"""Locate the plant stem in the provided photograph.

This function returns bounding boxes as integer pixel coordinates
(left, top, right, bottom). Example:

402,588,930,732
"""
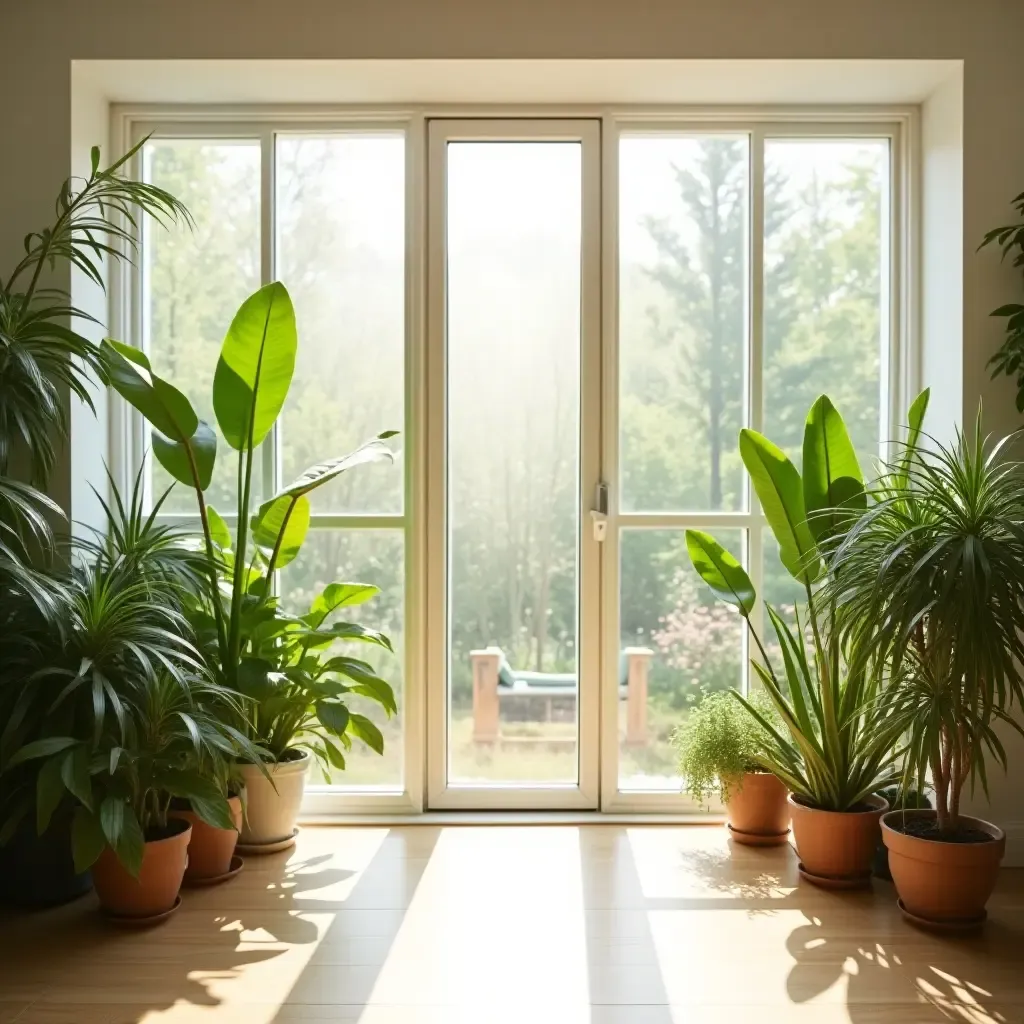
183,442,227,659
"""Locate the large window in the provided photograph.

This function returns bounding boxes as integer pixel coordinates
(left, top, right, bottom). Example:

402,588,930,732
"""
124,114,902,812
614,130,891,799
140,130,408,796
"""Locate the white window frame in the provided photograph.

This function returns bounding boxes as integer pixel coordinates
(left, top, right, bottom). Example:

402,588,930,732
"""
108,104,916,817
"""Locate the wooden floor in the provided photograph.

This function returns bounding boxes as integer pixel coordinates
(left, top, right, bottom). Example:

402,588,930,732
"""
1,824,1022,1023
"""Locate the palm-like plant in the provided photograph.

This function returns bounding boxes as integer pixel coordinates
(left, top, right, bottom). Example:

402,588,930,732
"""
0,471,236,852
685,394,913,811
828,409,1024,835
0,139,188,591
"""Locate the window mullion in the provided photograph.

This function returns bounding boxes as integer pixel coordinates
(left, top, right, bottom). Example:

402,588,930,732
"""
748,127,766,663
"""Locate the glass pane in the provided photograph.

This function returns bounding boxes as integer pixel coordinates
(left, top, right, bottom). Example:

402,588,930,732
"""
763,139,889,468
446,141,582,787
619,136,749,513
619,529,746,793
280,530,404,789
143,139,261,513
276,135,405,512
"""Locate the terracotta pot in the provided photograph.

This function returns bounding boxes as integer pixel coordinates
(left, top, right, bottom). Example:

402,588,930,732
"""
237,750,310,846
881,809,1005,924
789,793,888,882
171,795,243,880
725,772,790,842
91,819,191,919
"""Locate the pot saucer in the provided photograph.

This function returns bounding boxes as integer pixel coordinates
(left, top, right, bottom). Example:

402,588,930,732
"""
798,862,872,890
237,828,299,856
101,894,181,927
897,898,987,933
183,855,244,888
727,824,791,847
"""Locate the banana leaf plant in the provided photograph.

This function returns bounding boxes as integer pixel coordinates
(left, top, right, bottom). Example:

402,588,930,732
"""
684,392,930,811
99,282,398,769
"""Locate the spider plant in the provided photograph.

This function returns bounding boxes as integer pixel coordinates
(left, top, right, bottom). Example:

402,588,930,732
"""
0,471,226,851
827,408,1024,836
685,393,920,811
0,139,188,597
6,670,262,877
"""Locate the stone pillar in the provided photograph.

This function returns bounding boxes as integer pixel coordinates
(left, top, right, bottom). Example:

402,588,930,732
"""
624,647,653,746
471,647,502,743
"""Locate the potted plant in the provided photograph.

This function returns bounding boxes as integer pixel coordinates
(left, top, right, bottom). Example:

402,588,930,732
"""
0,471,209,905
673,689,790,844
0,140,186,605
829,410,1024,928
169,740,251,883
872,788,930,881
0,144,186,906
101,281,398,851
686,394,913,886
7,670,254,922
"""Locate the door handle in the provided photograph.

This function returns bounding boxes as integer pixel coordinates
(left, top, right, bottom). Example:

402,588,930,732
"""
591,482,609,542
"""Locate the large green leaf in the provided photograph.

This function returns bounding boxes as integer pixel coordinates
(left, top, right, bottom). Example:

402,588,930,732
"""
101,339,216,490
152,422,216,491
5,736,77,769
100,798,145,878
207,506,233,551
348,713,385,755
213,282,297,450
802,395,865,541
71,807,106,874
276,435,396,500
36,755,66,835
315,700,351,737
896,388,931,489
251,494,310,569
685,530,755,616
740,429,821,584
305,583,380,629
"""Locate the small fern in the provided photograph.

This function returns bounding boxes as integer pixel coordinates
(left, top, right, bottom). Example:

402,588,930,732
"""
673,689,779,804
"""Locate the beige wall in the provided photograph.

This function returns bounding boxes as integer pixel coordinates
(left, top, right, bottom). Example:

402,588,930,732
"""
3,0,1024,841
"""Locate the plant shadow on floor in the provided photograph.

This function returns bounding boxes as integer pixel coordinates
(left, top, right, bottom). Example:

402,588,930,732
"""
0,827,443,1023
683,838,1021,1023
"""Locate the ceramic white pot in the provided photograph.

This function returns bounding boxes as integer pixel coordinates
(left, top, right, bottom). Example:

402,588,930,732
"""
237,750,310,846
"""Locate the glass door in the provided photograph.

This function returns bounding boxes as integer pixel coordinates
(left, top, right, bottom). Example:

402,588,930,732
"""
425,120,601,809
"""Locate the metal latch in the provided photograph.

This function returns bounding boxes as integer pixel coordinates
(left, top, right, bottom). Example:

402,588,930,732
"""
590,482,608,542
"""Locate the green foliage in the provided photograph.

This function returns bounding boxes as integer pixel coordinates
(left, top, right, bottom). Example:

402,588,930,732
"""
672,689,779,803
0,139,188,611
686,393,923,811
979,190,1024,412
829,407,1024,834
0,473,261,875
102,281,398,768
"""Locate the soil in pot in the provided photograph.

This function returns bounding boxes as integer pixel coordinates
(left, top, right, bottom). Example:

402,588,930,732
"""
91,818,191,920
881,809,1005,927
171,794,243,881
237,749,310,847
789,793,888,885
725,772,790,844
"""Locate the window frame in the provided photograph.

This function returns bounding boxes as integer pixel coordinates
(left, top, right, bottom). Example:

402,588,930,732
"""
108,104,916,817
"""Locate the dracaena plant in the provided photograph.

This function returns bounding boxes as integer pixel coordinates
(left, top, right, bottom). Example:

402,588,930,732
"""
0,140,188,606
683,393,929,811
0,469,264,873
5,672,261,877
827,409,1024,836
100,281,398,768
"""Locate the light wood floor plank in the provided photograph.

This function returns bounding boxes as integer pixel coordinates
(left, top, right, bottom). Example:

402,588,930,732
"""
1,824,1021,1023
